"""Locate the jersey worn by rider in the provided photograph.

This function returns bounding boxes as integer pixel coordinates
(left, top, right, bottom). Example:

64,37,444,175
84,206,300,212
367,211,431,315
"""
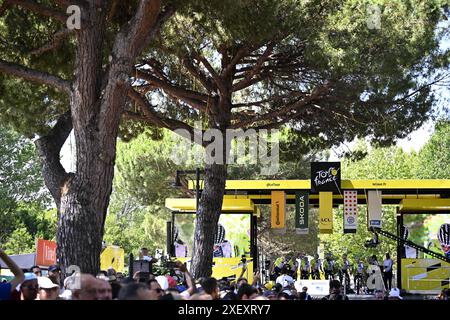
342,259,350,271
357,263,364,274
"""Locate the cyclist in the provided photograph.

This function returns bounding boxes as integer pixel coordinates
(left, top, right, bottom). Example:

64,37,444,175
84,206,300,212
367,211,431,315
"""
288,256,299,280
354,259,365,294
340,254,351,291
438,223,450,259
300,256,310,280
272,256,286,279
323,254,335,280
310,254,322,280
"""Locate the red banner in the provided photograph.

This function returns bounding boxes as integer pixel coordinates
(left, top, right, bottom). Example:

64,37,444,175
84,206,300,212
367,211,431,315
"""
36,239,57,266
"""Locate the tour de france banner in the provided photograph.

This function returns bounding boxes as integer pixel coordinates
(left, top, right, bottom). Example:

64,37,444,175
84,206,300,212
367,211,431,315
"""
367,190,383,229
319,191,333,234
271,191,286,229
311,162,341,193
343,190,358,233
295,191,309,234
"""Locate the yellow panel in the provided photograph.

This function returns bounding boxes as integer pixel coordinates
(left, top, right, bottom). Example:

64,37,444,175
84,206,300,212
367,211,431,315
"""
271,191,286,229
343,179,450,189
319,192,333,233
190,180,311,190
399,199,450,212
175,257,253,284
223,194,443,201
189,179,450,190
165,198,254,212
401,259,450,293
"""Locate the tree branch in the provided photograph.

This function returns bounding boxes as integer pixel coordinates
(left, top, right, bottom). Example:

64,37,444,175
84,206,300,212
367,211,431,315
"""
221,45,251,79
115,0,174,59
35,111,73,207
232,43,275,92
0,59,72,93
125,87,198,138
193,52,226,93
135,69,207,112
30,28,73,56
181,56,215,92
230,85,329,129
5,0,67,23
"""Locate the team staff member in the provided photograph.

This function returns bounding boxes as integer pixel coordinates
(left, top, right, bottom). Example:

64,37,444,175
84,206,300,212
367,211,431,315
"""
383,253,394,291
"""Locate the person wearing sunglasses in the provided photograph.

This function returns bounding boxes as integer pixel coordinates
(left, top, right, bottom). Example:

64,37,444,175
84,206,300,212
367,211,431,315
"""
147,278,165,300
20,273,39,300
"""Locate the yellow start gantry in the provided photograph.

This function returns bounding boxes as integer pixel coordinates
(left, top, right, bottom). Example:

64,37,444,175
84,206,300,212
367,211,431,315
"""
165,179,450,294
166,179,450,212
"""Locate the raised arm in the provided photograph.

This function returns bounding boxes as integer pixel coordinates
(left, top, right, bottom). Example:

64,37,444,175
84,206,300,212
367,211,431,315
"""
0,248,24,291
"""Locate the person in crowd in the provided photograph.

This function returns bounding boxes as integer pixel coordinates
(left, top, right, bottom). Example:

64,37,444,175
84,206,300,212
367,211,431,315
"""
374,289,386,300
436,288,449,300
139,247,158,263
30,266,42,277
275,266,294,288
37,276,60,300
322,280,349,300
382,253,394,291
147,278,165,300
19,273,39,300
0,248,25,300
277,291,291,300
237,283,258,300
118,282,152,300
71,274,112,300
200,277,220,300
388,287,403,300
47,265,62,286
298,286,312,300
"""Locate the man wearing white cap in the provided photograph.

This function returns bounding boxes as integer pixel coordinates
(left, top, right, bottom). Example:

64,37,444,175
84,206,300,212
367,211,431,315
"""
20,273,39,300
37,277,60,300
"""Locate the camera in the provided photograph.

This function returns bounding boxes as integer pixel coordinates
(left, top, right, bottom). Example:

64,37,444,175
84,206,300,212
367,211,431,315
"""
364,233,380,248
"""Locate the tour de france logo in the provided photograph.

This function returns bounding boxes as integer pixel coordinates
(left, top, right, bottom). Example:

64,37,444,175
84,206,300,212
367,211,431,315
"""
314,167,340,190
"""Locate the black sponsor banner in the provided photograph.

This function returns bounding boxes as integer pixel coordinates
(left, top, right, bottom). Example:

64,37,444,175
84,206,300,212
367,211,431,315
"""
295,191,309,234
311,162,341,193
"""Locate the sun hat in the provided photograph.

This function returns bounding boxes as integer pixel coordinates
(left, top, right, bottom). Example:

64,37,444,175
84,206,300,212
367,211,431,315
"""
23,272,38,282
38,277,59,289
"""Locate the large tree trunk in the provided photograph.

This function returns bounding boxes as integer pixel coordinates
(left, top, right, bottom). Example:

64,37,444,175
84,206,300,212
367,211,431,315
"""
190,163,227,278
33,1,169,276
190,94,232,277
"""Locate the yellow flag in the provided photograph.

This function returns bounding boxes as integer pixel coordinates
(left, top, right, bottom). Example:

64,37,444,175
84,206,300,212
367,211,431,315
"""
271,191,286,229
319,192,333,233
100,246,125,272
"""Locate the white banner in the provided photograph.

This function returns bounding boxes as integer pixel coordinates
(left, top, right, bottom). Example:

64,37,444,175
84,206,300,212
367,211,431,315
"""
367,190,383,229
344,190,358,233
294,280,330,296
